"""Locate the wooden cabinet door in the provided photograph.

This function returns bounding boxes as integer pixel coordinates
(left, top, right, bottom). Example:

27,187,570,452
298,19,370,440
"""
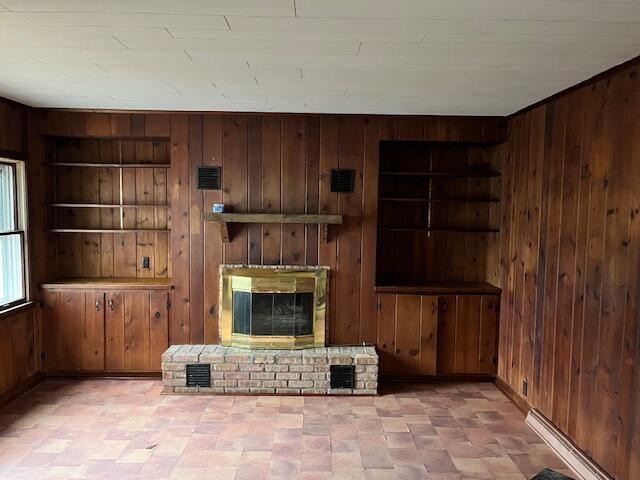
105,291,125,371
149,291,169,371
455,295,482,373
83,291,105,371
377,293,397,375
105,290,169,372
419,296,438,375
437,295,457,374
42,290,62,370
478,295,499,374
59,291,86,370
436,294,500,375
395,295,422,373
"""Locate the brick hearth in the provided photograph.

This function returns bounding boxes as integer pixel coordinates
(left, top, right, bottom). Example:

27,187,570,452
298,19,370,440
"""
161,345,379,395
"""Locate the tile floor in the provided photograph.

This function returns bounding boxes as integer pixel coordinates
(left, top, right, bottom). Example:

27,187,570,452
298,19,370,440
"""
0,380,573,479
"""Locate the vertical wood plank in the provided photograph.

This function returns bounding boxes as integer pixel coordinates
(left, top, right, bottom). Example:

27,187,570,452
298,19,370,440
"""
281,116,306,265
188,115,204,343
203,115,223,343
105,291,125,371
377,293,397,375
262,116,282,265
149,291,169,371
124,292,150,371
247,116,263,264
305,117,320,266
419,296,438,375
394,295,422,374
222,115,248,264
437,295,457,374
169,114,190,344
455,295,481,373
318,117,339,343
83,292,105,370
334,118,364,345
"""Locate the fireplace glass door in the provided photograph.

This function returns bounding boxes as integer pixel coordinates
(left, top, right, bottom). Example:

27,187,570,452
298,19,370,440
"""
232,291,314,337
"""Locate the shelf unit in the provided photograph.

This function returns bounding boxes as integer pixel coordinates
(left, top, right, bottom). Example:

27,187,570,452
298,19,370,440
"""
376,140,502,286
42,136,172,280
203,212,343,243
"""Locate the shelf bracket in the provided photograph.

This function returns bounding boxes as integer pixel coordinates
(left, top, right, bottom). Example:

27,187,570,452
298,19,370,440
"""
219,221,230,243
320,224,329,243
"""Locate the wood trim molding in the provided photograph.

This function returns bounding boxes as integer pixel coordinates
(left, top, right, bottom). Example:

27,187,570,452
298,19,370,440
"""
494,376,530,414
526,409,613,480
0,301,35,321
0,372,45,409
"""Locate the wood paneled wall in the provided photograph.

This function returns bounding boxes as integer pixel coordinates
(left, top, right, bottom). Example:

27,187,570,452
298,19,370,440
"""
0,309,38,400
32,112,506,349
0,96,27,158
497,63,640,479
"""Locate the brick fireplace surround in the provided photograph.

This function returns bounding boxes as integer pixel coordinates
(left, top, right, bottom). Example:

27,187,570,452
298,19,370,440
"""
162,345,379,396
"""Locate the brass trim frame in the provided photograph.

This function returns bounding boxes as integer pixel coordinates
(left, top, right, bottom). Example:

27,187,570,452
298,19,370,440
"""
219,266,328,349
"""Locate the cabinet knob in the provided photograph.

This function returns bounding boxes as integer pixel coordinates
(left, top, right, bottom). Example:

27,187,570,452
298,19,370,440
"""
108,299,114,312
95,299,101,312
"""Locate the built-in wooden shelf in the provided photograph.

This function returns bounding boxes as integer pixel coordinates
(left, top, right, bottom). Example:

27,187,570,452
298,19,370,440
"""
375,281,501,295
379,197,500,203
47,203,170,209
41,277,173,290
47,228,170,233
380,171,500,178
203,212,343,243
380,227,500,233
45,162,170,168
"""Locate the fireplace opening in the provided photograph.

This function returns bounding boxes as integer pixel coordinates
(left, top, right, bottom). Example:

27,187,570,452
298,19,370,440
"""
232,291,314,337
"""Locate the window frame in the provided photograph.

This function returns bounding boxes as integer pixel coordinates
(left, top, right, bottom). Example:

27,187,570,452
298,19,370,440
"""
0,159,28,312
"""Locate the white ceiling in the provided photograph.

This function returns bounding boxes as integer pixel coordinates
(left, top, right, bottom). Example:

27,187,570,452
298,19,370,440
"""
0,0,639,115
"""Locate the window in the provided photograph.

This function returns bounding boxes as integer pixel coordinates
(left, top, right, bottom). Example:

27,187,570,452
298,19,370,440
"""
0,160,27,310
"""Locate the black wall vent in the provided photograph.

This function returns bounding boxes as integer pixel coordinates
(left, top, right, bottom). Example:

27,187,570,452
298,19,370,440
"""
198,166,222,190
330,365,355,389
330,169,355,193
186,364,211,387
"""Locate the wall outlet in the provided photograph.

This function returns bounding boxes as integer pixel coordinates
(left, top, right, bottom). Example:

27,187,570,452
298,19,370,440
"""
142,256,150,269
522,378,529,397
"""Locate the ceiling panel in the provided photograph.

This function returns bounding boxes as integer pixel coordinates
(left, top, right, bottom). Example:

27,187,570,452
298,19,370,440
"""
0,0,638,115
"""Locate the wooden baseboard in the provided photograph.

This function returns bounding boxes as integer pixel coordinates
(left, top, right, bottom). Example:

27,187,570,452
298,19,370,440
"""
526,409,612,480
0,372,45,409
494,376,530,413
381,374,496,383
44,370,161,379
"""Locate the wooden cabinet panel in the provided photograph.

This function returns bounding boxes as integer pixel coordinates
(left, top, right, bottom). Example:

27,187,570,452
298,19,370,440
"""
42,290,61,370
377,293,439,376
436,293,499,375
395,295,422,373
106,290,169,372
455,295,482,373
479,295,499,374
419,296,438,375
59,291,85,370
83,292,105,370
149,291,169,371
124,292,150,370
105,291,125,371
377,293,397,375
437,295,457,374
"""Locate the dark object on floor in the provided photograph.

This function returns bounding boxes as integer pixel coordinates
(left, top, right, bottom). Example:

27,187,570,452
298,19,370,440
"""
531,468,574,480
